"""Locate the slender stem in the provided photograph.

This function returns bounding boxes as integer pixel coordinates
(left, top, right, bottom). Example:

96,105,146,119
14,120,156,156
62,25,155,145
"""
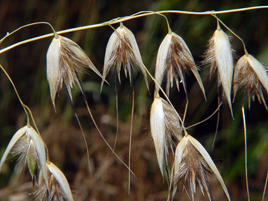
0,65,51,162
154,12,172,34
212,14,248,54
262,172,268,201
113,69,119,150
76,73,136,177
64,81,92,174
186,102,222,130
242,105,250,201
128,66,135,193
1,6,268,54
182,99,188,124
128,89,135,194
0,22,57,44
24,105,40,135
167,165,175,201
0,64,30,124
212,88,222,151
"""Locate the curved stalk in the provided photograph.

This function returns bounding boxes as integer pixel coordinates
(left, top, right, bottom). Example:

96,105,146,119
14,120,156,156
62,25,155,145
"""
211,14,248,54
0,64,30,124
1,6,268,54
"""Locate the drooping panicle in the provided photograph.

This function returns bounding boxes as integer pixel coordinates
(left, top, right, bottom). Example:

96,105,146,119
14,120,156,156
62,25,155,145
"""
203,25,234,116
155,31,206,99
233,54,268,109
46,35,103,110
173,134,231,201
150,96,182,178
101,23,148,91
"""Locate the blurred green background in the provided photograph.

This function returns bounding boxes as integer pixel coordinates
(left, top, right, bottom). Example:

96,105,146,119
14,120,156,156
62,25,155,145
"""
0,0,268,200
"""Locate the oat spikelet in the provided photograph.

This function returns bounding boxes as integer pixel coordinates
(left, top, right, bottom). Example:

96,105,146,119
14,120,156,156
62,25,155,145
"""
173,134,231,201
101,23,148,91
0,126,48,189
203,26,233,116
34,162,74,201
150,96,182,178
233,54,268,109
46,35,103,110
155,32,206,98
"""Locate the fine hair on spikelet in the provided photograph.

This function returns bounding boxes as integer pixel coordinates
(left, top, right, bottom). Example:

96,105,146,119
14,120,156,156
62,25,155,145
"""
34,162,74,201
46,35,103,110
203,22,234,116
150,96,182,178
233,54,268,109
155,31,206,99
101,23,148,91
172,134,231,201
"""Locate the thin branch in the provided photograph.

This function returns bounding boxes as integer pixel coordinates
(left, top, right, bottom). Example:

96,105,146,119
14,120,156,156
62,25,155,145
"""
0,64,29,124
64,81,92,175
242,105,250,201
1,6,268,54
262,172,268,201
186,102,222,130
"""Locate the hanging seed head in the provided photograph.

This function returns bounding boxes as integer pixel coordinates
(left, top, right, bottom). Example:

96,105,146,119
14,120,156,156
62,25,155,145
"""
173,135,231,201
0,126,48,189
203,26,234,116
150,97,182,178
233,54,268,109
34,162,74,201
150,97,165,177
46,35,103,110
155,32,206,99
101,24,148,91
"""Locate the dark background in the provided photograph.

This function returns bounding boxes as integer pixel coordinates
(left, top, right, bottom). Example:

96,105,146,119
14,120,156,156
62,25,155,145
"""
0,0,268,200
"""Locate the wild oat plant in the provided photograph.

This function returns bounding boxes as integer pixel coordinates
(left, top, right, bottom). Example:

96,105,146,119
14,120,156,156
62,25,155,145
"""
0,6,268,201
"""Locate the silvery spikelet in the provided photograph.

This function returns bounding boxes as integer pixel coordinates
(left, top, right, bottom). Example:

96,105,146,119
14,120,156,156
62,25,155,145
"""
101,23,148,91
0,126,48,189
150,97,166,177
150,96,182,178
173,134,231,201
233,54,268,109
46,35,103,110
203,25,234,116
155,31,206,99
34,162,74,201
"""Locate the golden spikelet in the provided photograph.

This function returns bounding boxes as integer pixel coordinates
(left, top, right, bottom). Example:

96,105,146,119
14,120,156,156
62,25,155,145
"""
173,135,231,201
233,54,268,109
203,26,234,116
101,23,148,91
46,35,103,110
155,32,206,99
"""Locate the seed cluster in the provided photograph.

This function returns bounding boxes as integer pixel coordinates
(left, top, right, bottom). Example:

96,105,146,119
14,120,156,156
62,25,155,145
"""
1,8,268,201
